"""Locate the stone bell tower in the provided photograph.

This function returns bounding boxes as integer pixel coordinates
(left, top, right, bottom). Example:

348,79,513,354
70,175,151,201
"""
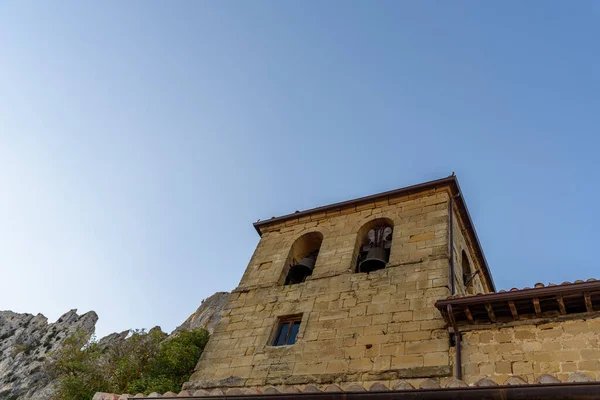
185,176,494,391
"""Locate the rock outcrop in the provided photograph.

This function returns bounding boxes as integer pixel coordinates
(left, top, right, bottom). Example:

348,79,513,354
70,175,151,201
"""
173,292,229,335
0,309,98,400
0,292,229,399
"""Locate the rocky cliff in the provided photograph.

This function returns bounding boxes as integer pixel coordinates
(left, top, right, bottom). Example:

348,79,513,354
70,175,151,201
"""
0,292,229,400
173,292,229,336
0,310,98,400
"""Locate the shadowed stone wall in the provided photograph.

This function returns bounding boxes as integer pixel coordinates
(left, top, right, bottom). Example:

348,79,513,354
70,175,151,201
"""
461,317,600,383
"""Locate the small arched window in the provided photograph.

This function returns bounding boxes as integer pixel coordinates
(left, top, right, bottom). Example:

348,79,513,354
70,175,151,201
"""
283,232,323,285
354,218,394,273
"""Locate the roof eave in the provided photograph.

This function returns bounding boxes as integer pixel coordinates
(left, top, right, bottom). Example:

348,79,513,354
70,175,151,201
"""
253,176,457,235
252,175,495,292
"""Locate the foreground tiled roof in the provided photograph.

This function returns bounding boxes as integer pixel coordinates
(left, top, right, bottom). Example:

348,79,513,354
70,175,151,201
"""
436,279,600,325
446,279,599,300
92,372,599,399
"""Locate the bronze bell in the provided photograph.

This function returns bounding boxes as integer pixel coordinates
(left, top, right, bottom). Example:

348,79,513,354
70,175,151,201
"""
295,254,317,272
359,246,388,273
285,254,317,285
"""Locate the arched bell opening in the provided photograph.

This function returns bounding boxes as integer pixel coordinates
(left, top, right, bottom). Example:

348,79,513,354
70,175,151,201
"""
353,218,394,273
282,232,323,285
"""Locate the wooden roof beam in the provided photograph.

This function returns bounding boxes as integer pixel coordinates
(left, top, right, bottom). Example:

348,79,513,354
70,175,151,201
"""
485,303,496,323
508,301,519,320
463,306,474,323
533,297,541,316
584,292,593,313
557,295,566,314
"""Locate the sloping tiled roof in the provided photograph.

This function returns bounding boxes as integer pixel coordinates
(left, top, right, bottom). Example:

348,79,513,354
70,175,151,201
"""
436,279,600,325
93,372,600,399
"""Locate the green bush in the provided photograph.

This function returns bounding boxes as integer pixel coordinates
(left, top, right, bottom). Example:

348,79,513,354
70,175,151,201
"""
47,328,209,400
46,330,107,400
128,328,209,394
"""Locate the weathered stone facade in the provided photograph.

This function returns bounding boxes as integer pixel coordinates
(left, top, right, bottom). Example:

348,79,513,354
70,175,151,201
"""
183,176,600,392
185,177,487,390
461,317,600,383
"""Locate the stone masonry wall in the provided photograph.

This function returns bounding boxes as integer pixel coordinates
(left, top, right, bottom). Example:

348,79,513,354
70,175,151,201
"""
185,187,471,390
450,204,486,295
461,317,600,384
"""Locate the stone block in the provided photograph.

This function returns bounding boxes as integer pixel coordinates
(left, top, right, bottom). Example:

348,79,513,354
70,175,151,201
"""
479,332,493,343
423,351,448,366
392,311,413,322
463,362,479,376
366,304,384,315
380,343,405,357
578,360,600,371
406,339,447,354
357,334,390,345
351,316,372,327
373,355,391,370
349,305,368,317
513,361,533,376
391,355,423,369
403,330,431,341
349,358,375,371
494,332,513,343
326,360,349,374
372,313,393,325
495,361,512,374
537,328,563,339
515,330,535,340
409,232,435,242
344,346,365,359
230,356,253,367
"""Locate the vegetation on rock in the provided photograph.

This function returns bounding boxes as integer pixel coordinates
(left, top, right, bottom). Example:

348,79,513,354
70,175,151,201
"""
47,328,209,399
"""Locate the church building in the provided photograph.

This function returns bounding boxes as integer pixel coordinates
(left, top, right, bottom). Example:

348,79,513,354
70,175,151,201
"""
182,175,600,396
95,175,600,399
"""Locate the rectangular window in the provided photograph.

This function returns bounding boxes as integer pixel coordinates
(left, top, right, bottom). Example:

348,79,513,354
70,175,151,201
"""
272,315,302,346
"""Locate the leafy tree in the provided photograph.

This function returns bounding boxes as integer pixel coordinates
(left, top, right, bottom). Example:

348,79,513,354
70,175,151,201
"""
46,330,108,400
131,328,209,393
47,328,209,400
107,328,167,392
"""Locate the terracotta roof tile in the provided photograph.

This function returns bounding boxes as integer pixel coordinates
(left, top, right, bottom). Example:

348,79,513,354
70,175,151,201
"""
93,372,599,399
443,278,599,301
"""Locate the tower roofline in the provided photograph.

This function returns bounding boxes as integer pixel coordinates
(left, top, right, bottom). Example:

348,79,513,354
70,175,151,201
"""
253,175,495,291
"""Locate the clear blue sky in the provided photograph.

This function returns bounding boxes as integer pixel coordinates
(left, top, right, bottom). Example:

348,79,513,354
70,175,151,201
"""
1,2,598,338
